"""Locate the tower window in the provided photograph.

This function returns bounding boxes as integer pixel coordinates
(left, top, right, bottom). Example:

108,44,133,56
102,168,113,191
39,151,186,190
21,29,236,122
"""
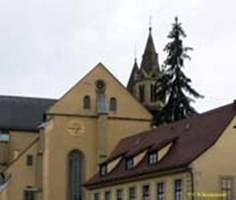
150,84,157,102
139,85,145,103
110,97,117,111
83,95,91,109
26,155,33,166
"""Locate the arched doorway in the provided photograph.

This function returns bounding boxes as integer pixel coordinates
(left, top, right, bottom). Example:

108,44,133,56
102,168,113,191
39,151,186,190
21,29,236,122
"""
68,150,84,200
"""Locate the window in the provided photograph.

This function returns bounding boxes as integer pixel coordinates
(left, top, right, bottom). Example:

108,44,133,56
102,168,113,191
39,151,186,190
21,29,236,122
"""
157,182,165,200
100,164,107,176
110,97,117,111
174,179,182,200
68,150,84,200
126,158,134,169
150,84,156,102
94,193,100,200
26,155,33,166
24,190,34,200
142,185,150,200
221,177,233,200
116,189,123,200
105,191,111,200
148,152,158,165
129,187,136,200
83,95,91,109
139,85,145,103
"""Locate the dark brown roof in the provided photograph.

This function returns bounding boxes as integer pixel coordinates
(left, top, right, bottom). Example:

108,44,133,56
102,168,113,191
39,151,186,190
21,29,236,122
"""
86,102,236,188
0,96,57,132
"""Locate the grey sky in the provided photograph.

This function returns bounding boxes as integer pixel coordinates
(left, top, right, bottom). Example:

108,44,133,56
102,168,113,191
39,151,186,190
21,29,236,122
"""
0,0,235,112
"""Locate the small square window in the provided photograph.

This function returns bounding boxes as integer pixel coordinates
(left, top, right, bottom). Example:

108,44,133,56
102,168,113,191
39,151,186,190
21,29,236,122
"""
126,158,134,169
148,152,158,165
26,155,33,166
100,164,107,176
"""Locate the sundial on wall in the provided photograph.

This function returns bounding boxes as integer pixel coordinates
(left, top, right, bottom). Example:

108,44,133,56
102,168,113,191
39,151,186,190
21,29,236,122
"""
67,121,85,137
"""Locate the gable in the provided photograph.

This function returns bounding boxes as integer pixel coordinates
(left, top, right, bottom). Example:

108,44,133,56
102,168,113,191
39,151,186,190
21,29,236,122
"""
47,63,152,120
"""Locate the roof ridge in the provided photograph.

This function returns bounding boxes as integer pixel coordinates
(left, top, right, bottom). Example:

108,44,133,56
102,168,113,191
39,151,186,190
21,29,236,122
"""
119,102,235,142
0,95,57,101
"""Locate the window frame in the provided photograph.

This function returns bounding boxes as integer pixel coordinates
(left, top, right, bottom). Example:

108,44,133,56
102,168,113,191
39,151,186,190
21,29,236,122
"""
105,191,111,200
83,95,91,109
142,184,150,200
116,189,123,200
220,176,234,200
26,155,33,166
126,158,134,170
24,190,34,200
94,192,100,200
100,164,107,176
174,179,182,200
157,182,165,200
148,151,158,165
110,97,117,111
128,187,136,200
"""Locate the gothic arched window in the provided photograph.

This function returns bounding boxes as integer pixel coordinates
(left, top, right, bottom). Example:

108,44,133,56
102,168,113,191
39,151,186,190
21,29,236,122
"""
83,95,91,109
110,97,117,111
68,150,84,200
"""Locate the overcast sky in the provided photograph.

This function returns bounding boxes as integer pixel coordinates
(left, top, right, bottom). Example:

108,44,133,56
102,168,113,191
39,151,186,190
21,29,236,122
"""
0,0,235,112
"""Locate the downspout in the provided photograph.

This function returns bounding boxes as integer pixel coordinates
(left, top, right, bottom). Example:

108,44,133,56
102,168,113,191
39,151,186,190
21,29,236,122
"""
188,168,194,200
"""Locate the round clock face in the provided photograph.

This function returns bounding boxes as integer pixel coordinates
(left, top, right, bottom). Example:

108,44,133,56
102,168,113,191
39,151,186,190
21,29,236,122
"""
96,80,106,92
67,121,85,137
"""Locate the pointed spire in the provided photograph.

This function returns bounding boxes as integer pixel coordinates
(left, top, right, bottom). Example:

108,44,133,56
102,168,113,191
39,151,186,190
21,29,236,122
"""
140,26,160,75
127,57,140,93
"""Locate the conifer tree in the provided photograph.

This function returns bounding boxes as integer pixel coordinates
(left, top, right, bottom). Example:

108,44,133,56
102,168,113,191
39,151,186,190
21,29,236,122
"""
154,17,203,126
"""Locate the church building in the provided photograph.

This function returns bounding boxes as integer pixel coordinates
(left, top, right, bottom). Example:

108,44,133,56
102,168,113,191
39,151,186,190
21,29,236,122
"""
0,27,235,200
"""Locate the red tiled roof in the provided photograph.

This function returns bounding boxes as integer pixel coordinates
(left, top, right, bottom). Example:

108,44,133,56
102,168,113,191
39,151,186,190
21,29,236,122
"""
85,102,236,188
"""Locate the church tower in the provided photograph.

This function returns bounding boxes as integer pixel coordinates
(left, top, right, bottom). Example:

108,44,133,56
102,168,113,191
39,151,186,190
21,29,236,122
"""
127,27,163,117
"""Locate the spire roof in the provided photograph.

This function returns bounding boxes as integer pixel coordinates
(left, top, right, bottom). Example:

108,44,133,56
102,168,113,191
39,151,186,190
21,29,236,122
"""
127,58,140,93
140,27,160,76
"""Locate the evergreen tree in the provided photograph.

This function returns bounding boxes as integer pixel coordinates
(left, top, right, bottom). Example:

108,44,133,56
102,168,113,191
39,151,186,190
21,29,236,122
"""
154,17,203,126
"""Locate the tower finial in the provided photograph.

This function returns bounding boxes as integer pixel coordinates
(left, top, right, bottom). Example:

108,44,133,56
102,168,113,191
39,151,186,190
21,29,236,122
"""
149,15,152,32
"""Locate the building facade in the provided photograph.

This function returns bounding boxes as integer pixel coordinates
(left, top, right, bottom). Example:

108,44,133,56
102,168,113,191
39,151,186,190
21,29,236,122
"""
86,103,236,200
0,63,153,200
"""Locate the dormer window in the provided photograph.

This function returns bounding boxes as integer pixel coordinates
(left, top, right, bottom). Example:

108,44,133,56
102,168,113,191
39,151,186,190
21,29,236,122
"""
126,158,134,169
83,95,91,109
148,151,158,165
110,97,117,111
100,164,107,176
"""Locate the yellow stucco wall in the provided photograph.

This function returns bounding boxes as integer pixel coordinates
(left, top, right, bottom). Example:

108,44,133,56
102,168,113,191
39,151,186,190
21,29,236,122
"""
89,171,191,200
3,138,39,200
42,63,152,200
8,131,38,162
192,116,236,198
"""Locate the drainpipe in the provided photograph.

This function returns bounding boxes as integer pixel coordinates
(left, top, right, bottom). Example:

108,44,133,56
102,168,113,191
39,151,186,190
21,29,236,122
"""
188,168,194,200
